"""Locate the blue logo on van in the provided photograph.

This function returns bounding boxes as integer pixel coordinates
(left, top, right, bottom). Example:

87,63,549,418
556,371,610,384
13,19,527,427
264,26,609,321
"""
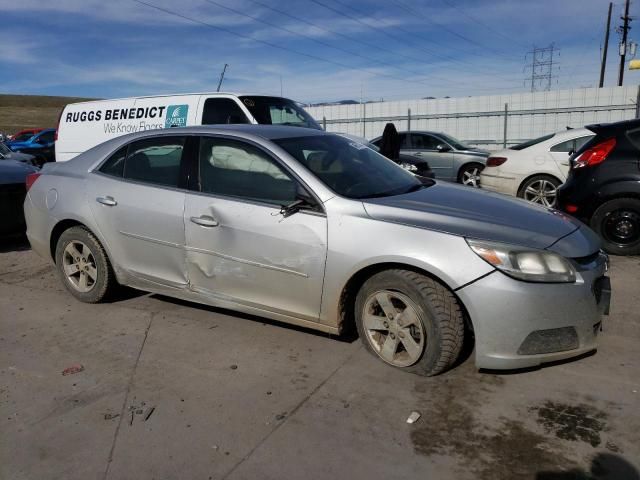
165,104,189,127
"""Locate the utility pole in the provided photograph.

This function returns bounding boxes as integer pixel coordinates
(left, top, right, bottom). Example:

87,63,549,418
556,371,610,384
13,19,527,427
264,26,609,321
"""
618,0,632,86
216,63,229,92
525,44,559,92
600,2,613,87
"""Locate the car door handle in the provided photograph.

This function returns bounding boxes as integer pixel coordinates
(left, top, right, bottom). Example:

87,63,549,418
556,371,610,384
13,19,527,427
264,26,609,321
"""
190,215,219,227
96,196,117,206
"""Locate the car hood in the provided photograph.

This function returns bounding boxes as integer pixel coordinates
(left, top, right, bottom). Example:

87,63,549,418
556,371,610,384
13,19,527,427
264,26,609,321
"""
2,151,35,162
459,147,490,157
361,182,600,257
7,141,34,149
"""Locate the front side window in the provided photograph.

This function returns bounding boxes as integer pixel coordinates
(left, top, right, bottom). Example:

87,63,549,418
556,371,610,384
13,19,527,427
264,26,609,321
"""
198,137,296,204
123,136,186,187
201,98,250,125
275,135,422,199
410,134,439,150
239,96,321,130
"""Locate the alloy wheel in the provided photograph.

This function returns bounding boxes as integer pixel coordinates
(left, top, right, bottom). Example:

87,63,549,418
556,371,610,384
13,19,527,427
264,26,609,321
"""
523,179,558,207
362,290,426,367
461,166,481,187
62,241,98,293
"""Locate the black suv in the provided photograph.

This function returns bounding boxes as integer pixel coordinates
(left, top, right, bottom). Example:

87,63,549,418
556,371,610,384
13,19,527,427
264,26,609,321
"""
557,118,640,255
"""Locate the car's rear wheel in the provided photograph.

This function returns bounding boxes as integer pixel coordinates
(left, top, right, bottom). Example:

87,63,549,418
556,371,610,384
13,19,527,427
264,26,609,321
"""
590,198,640,256
355,269,465,376
55,226,117,302
458,163,483,187
518,175,562,207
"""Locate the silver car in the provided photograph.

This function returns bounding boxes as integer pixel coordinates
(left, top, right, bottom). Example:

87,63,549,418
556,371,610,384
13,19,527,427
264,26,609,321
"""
371,130,489,186
25,126,610,375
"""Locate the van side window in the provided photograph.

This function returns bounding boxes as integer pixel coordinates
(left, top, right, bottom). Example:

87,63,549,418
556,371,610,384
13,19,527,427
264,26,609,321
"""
202,98,250,125
123,136,186,188
99,146,127,177
198,137,296,205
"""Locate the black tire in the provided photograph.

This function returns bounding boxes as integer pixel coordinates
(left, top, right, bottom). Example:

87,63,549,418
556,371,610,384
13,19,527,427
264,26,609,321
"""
590,198,640,256
54,226,117,302
517,174,562,207
355,269,465,376
457,162,483,187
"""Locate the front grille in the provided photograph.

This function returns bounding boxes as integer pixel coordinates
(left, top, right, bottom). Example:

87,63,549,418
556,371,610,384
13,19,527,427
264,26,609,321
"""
517,327,579,355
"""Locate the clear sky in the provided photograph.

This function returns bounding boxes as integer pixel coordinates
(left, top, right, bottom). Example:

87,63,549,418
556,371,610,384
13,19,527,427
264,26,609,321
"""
2,0,638,103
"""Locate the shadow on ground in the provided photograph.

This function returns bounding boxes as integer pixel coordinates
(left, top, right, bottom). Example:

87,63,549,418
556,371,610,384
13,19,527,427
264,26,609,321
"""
537,453,640,480
0,234,30,253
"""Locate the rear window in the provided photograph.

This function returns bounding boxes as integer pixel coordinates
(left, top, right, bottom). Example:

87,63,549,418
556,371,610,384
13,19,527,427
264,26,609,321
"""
510,133,555,150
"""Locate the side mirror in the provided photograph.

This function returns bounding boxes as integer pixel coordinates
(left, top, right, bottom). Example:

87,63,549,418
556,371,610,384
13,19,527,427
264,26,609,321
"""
436,143,451,152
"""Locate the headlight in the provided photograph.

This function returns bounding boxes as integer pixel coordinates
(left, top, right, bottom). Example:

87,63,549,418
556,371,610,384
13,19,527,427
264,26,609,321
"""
466,239,576,283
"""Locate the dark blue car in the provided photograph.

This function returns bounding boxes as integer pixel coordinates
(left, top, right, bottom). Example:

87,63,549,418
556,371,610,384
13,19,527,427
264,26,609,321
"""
0,159,39,235
6,128,56,166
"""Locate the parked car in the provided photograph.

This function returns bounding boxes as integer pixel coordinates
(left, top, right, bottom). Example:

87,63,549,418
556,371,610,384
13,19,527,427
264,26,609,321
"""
8,128,45,142
336,133,434,180
370,131,489,186
480,128,595,207
1,141,37,166
25,125,609,375
0,159,39,235
56,93,321,162
557,118,640,256
6,128,56,166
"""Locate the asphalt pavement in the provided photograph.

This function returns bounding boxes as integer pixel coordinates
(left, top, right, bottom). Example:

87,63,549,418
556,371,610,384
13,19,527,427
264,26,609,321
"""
1,237,639,480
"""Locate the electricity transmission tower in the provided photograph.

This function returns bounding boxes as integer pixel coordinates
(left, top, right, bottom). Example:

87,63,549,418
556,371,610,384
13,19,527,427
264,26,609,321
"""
525,44,560,92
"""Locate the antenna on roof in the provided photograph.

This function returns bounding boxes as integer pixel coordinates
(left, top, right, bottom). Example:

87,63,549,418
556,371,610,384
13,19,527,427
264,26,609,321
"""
217,64,229,92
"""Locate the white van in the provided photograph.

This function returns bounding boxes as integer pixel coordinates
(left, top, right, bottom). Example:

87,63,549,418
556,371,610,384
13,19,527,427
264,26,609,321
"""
55,93,321,162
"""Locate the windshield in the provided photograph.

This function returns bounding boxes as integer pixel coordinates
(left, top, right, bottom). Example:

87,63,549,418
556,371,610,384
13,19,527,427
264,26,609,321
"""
274,134,422,199
510,133,555,150
438,133,471,150
12,133,35,142
239,96,321,130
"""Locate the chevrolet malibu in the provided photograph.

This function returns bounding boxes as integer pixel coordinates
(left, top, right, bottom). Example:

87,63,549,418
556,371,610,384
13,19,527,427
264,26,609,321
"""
24,125,611,375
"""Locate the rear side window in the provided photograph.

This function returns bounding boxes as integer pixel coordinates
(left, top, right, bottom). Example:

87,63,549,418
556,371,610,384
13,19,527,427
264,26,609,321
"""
550,136,595,153
410,134,439,150
201,98,249,125
626,127,640,150
123,136,186,187
100,146,127,177
198,136,296,204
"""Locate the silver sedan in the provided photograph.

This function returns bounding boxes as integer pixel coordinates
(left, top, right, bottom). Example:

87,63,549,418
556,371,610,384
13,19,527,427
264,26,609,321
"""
24,126,610,375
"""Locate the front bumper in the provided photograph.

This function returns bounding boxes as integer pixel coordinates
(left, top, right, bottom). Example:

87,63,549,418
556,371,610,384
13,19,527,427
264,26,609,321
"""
479,170,519,196
457,254,608,370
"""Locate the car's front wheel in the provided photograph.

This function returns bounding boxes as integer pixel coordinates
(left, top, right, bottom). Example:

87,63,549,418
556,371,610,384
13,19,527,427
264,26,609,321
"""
55,226,117,302
458,163,483,187
355,269,465,376
590,198,640,256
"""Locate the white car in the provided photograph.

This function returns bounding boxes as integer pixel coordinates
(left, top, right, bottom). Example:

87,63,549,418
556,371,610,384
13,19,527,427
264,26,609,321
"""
480,128,594,207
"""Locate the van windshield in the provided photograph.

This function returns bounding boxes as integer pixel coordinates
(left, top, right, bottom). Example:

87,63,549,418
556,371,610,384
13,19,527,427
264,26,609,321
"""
239,96,321,130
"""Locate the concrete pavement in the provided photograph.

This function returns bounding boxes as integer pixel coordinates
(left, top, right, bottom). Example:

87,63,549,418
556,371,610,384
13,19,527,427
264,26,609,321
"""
1,239,639,480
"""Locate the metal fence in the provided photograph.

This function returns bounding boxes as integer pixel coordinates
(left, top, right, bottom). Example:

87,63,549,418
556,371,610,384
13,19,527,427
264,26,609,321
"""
306,85,640,150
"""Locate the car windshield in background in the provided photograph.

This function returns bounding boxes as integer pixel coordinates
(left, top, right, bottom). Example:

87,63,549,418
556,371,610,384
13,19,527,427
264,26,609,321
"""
510,133,555,150
239,96,321,130
438,133,471,150
12,133,35,142
274,135,423,199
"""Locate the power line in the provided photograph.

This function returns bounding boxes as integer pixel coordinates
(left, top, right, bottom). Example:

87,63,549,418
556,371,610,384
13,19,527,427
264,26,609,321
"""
388,0,522,62
129,0,487,91
202,0,472,85
438,0,529,48
525,44,560,92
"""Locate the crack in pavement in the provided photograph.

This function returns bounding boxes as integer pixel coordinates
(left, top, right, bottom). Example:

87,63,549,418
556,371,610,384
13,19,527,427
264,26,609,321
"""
101,311,155,480
220,343,363,480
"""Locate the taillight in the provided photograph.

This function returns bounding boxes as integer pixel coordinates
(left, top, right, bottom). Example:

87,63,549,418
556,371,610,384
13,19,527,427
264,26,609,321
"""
486,156,507,167
573,138,616,169
25,172,41,192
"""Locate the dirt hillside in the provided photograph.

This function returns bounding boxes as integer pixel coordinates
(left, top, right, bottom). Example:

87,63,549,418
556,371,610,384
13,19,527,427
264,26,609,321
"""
0,94,96,135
